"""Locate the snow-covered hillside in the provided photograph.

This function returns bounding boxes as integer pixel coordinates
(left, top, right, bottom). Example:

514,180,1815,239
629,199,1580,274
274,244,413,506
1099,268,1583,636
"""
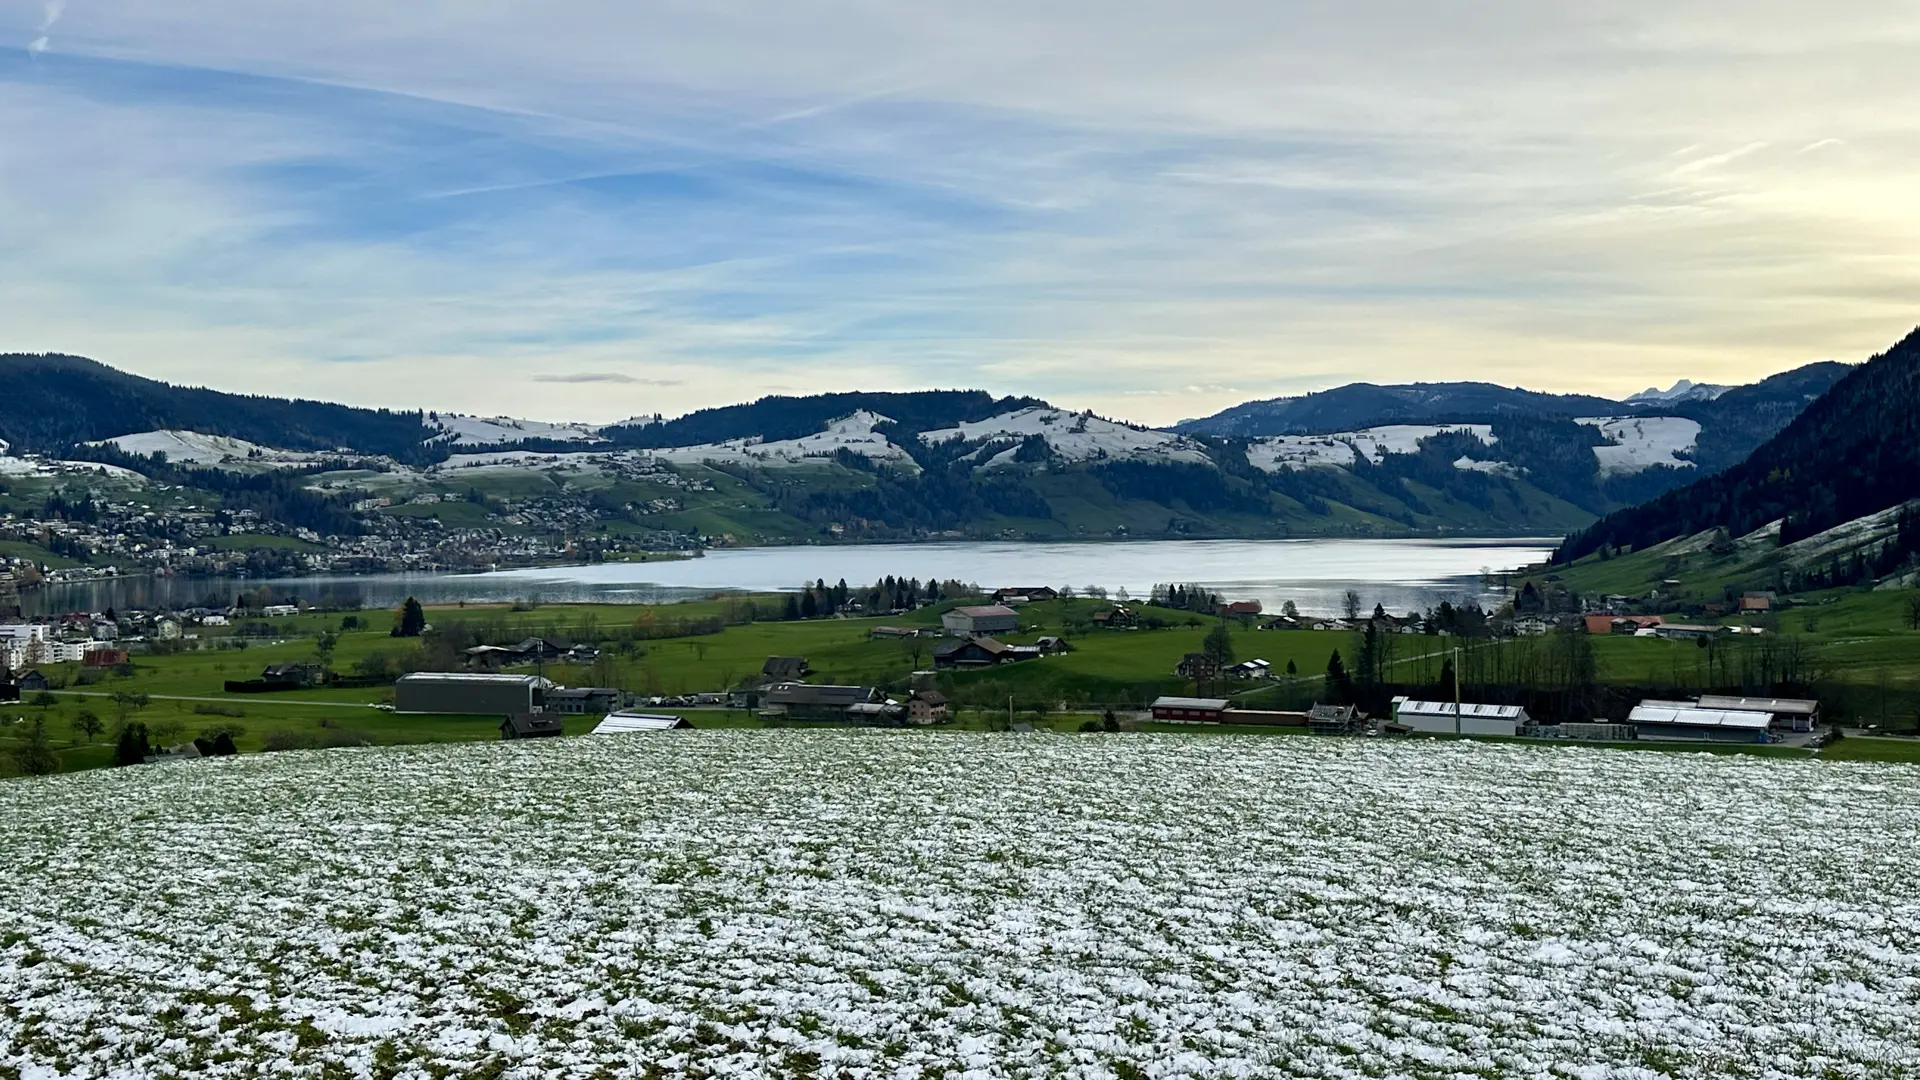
1577,417,1701,475
427,414,608,447
1246,425,1496,472
95,430,323,467
440,411,916,474
923,408,1212,466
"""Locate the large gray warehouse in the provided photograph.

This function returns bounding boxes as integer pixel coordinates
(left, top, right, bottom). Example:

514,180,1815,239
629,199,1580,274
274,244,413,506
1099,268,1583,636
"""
394,673,550,715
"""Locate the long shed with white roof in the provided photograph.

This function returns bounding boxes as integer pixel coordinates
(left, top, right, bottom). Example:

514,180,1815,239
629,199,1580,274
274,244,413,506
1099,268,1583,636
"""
1391,698,1530,737
1629,703,1773,744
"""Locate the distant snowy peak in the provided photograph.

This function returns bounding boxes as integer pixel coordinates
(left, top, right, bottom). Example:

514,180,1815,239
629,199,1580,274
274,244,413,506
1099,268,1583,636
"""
1625,379,1729,405
921,407,1212,465
427,414,609,447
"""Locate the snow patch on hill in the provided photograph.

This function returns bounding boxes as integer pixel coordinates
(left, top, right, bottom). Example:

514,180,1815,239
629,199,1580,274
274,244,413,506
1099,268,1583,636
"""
1247,425,1497,472
1577,417,1701,475
441,411,916,474
923,408,1212,465
96,430,322,468
428,414,609,447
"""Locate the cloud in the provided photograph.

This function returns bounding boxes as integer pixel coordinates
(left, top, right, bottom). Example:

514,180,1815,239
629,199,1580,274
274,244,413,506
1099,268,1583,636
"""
2,3,1918,425
532,372,681,385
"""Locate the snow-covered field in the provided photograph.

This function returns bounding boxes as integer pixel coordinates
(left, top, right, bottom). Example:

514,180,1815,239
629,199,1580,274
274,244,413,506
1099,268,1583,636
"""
1577,417,1702,475
925,408,1213,465
1247,425,1496,472
440,411,917,474
4,733,1918,1078
93,430,324,468
428,415,610,447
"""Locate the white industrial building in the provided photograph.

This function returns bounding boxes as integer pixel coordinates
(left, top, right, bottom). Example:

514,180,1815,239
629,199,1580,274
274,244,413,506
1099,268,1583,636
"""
1391,698,1531,737
591,712,693,734
1629,702,1773,743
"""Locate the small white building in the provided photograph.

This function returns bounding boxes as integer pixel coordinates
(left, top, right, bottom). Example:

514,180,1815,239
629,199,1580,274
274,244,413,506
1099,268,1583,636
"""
261,604,299,618
1392,698,1531,737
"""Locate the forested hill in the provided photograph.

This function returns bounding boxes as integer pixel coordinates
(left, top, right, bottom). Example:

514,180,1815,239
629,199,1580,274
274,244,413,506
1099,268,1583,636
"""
1174,382,1624,437
0,353,434,460
601,391,1047,448
1555,328,1920,562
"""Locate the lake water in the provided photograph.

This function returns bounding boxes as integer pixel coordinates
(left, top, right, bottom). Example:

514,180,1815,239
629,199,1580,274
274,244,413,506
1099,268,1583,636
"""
21,538,1553,618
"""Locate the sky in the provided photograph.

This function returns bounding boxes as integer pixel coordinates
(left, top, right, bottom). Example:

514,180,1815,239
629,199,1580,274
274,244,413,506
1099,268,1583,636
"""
3,2,1919,427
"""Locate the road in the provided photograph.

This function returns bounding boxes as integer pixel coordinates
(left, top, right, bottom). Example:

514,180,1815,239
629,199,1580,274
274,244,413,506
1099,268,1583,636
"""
50,690,380,709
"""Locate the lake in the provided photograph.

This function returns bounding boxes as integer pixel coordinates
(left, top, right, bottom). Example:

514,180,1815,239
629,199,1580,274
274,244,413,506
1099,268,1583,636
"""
21,537,1553,617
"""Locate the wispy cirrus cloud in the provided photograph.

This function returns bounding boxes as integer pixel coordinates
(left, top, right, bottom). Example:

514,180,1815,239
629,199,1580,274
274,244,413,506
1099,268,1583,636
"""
2,2,1918,425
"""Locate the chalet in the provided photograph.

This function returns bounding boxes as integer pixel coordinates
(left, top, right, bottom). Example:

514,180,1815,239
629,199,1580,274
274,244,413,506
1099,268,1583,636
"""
1307,703,1363,736
500,713,567,740
1150,696,1230,722
544,687,624,715
907,691,951,725
993,587,1058,604
1033,636,1072,655
1090,605,1137,629
759,683,882,721
1738,594,1772,614
1225,659,1271,680
1175,653,1219,680
16,670,49,693
511,637,571,661
941,605,1019,637
934,637,1012,668
761,656,811,683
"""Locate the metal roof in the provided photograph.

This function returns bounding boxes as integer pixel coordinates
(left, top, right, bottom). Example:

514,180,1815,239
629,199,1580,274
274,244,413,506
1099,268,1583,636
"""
1697,695,1819,716
397,672,548,687
592,712,689,733
1152,696,1231,710
1629,705,1771,730
1395,700,1528,720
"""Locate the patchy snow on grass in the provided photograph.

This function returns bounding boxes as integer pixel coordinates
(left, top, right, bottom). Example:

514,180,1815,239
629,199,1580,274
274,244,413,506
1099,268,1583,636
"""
924,408,1213,465
1578,417,1701,475
93,429,321,467
440,411,915,474
5,732,1918,1078
428,415,609,447
1247,425,1496,472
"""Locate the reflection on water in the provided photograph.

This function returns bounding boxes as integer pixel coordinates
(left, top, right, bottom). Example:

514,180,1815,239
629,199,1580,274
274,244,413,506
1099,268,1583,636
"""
23,537,1551,619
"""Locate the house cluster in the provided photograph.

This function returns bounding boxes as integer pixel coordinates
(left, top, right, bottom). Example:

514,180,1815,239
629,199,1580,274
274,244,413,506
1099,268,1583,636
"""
1173,654,1272,681
754,663,951,725
464,637,600,669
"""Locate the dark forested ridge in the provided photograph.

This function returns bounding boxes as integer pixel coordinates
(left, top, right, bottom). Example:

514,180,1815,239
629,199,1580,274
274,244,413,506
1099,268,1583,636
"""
1173,382,1627,438
1555,329,1920,562
601,391,1046,448
0,353,435,460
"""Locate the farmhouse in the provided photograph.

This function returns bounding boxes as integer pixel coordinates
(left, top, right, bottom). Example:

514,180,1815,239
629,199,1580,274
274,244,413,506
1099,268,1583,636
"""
261,662,325,688
500,713,567,740
1175,653,1219,680
760,656,811,682
934,636,1013,668
1391,698,1531,737
941,605,1019,637
1090,605,1136,628
1150,696,1230,722
1224,600,1263,616
1629,702,1773,743
1307,703,1363,736
1225,659,1271,680
591,712,692,733
1695,695,1820,733
395,672,549,715
907,691,950,725
15,669,49,693
759,683,882,721
544,687,623,715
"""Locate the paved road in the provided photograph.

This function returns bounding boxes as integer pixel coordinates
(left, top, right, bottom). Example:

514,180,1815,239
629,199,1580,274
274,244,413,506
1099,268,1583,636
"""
50,690,379,709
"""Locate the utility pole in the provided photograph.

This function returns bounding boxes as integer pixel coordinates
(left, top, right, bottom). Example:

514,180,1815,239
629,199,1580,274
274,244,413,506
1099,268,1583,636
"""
1453,645,1463,735
1008,694,1014,731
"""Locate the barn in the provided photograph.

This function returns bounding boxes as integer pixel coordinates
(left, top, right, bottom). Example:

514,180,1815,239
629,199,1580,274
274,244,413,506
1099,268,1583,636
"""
1391,698,1531,737
1149,696,1230,722
1629,703,1773,743
395,672,549,715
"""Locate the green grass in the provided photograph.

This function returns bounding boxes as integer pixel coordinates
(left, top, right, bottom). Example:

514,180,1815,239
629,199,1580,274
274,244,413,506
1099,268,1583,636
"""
1818,736,1920,764
0,539,83,569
